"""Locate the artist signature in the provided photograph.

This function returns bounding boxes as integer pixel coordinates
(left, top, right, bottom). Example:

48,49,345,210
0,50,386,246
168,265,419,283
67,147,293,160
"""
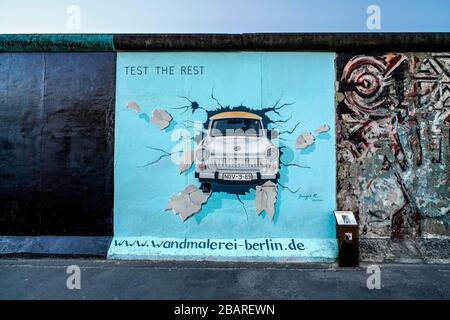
297,193,322,201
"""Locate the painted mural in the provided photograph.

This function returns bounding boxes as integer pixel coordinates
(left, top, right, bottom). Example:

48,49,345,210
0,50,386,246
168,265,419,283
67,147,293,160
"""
336,53,450,239
109,52,337,261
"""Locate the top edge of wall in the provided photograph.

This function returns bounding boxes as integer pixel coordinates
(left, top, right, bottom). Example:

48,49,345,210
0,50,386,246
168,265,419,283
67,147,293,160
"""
0,34,115,52
2,33,450,52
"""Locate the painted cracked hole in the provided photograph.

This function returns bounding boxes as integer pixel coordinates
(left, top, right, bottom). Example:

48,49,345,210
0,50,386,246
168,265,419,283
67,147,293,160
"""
128,89,329,221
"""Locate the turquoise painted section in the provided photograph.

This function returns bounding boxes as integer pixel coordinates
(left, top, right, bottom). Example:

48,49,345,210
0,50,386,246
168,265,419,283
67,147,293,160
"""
108,237,337,262
0,34,114,52
109,52,337,261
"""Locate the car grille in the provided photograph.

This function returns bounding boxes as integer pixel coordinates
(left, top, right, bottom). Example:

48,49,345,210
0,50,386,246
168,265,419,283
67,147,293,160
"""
210,157,263,169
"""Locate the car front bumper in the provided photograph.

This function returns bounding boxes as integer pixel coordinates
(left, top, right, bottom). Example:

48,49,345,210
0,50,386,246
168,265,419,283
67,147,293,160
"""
195,171,279,181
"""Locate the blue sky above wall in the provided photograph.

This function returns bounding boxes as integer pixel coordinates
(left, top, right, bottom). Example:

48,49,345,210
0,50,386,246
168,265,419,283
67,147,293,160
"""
1,0,449,34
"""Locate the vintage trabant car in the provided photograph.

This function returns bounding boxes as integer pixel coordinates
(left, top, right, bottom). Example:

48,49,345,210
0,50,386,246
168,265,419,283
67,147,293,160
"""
194,111,280,185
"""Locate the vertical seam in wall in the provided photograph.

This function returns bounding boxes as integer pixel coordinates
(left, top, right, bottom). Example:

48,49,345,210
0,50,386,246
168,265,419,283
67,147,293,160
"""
110,52,117,234
334,52,338,213
38,53,47,234
260,52,263,109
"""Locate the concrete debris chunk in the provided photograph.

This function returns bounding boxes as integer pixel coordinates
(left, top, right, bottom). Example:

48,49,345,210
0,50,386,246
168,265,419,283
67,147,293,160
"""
166,185,211,221
255,181,278,220
295,132,315,149
151,109,173,130
189,189,211,206
315,124,331,134
179,149,194,174
127,101,141,113
183,184,198,194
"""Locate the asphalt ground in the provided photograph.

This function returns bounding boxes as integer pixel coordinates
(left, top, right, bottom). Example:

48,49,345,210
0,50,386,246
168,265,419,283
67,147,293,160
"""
0,259,449,300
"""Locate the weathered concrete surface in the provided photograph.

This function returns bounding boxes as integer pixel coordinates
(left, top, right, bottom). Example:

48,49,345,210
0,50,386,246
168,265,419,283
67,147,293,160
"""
336,53,450,239
115,33,450,52
4,34,450,53
0,259,449,299
114,34,243,51
0,53,115,235
360,238,450,264
0,236,112,257
2,236,448,264
0,35,114,52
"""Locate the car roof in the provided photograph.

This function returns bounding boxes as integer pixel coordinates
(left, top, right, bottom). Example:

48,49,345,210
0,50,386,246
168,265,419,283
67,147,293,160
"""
210,111,262,120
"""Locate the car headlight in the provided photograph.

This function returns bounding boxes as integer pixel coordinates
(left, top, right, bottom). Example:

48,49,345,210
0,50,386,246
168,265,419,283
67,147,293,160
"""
265,146,279,161
196,146,210,162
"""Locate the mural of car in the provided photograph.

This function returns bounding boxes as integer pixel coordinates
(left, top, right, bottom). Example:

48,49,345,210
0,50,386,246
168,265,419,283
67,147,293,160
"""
194,111,280,186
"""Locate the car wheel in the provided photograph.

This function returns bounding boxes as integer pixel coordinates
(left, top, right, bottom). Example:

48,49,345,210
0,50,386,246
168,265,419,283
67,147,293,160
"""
200,183,211,193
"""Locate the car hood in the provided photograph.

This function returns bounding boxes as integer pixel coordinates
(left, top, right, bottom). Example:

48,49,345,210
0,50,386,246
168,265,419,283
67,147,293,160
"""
202,135,273,156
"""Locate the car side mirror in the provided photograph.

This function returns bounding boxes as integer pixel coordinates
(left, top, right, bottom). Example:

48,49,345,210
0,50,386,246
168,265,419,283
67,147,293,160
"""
269,129,279,140
194,131,205,144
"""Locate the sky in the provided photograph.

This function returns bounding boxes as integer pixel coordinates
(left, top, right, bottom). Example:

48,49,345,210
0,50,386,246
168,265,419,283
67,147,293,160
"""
1,0,450,34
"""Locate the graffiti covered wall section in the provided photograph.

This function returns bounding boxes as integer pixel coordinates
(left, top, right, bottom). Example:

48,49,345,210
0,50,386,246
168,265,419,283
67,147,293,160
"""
336,53,450,238
109,52,337,261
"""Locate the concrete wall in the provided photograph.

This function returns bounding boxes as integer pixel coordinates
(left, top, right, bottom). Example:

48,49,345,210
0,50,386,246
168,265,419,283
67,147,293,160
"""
0,52,115,235
336,53,450,239
0,35,449,261
109,52,337,261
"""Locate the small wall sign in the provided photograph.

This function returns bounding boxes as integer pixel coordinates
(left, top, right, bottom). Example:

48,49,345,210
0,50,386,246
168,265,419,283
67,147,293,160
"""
334,211,357,226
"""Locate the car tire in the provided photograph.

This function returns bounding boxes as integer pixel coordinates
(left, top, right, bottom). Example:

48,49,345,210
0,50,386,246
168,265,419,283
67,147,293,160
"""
200,183,211,193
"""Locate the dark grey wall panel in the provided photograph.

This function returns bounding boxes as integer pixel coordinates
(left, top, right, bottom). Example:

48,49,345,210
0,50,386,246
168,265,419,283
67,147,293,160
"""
113,33,450,52
0,52,115,235
0,53,44,234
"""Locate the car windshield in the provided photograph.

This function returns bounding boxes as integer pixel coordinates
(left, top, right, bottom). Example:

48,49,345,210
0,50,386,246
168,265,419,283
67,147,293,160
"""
210,118,263,137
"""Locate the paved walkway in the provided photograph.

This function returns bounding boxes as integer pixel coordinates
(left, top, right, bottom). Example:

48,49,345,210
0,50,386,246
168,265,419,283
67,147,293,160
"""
0,259,449,299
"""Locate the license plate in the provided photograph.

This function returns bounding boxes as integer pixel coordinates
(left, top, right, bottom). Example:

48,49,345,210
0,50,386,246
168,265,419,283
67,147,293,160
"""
222,173,253,181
